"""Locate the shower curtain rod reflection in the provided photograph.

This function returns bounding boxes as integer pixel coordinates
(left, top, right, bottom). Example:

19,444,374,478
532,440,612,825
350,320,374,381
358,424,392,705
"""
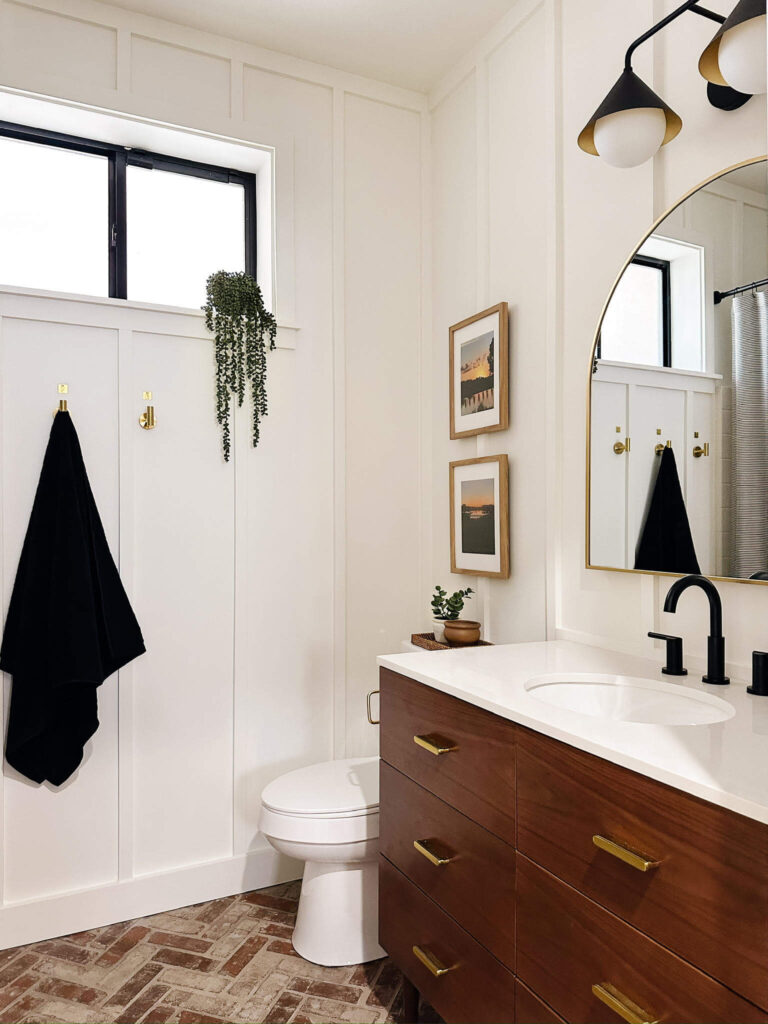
714,278,768,305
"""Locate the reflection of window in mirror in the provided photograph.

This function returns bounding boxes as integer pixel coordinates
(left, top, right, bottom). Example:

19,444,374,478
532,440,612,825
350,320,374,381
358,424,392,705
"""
598,256,670,366
598,236,705,372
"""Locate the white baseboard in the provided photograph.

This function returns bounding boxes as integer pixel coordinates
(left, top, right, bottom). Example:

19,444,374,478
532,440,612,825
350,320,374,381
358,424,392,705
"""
0,842,303,950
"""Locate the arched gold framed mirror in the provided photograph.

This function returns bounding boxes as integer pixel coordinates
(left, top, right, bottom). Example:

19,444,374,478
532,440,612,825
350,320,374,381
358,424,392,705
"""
586,155,768,584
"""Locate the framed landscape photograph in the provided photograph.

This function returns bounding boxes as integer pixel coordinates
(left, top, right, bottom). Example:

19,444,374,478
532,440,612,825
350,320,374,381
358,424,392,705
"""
449,454,509,579
449,302,509,439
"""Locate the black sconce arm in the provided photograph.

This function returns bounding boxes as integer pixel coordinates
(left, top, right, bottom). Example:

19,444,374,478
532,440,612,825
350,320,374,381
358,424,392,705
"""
624,0,725,71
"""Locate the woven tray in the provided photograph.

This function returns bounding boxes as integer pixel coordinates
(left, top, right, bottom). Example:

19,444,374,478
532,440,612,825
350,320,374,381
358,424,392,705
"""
411,632,493,652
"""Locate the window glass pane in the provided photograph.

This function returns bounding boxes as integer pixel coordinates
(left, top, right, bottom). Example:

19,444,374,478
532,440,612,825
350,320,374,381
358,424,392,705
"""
127,166,245,308
600,262,664,366
0,136,108,296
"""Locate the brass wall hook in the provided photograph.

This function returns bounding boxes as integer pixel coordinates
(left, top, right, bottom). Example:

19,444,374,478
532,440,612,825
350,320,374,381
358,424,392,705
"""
55,383,68,415
139,391,156,430
612,425,630,454
654,440,671,455
693,442,710,458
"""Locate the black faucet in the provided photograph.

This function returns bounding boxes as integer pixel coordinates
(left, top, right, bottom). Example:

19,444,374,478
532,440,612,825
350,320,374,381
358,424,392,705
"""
662,575,729,685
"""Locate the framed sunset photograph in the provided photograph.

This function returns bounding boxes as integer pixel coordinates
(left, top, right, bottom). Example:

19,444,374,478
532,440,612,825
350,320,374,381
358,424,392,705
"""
449,454,509,579
449,302,509,439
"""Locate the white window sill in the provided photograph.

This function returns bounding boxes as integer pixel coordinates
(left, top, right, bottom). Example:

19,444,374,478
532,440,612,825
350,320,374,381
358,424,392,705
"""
596,359,721,381
0,283,299,349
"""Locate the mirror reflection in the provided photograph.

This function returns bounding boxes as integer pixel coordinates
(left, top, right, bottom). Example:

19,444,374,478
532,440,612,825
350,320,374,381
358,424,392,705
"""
589,158,768,582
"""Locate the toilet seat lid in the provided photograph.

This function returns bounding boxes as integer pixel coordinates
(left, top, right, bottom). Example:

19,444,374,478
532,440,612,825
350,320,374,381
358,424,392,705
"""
261,757,379,817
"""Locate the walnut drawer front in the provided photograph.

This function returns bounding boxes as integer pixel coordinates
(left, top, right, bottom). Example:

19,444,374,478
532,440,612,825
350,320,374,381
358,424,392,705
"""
516,728,768,1009
379,856,515,1024
379,761,515,969
379,668,516,844
515,981,566,1024
516,854,767,1024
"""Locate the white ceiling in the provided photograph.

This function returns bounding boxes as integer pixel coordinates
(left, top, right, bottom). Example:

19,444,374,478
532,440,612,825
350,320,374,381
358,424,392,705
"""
95,0,516,92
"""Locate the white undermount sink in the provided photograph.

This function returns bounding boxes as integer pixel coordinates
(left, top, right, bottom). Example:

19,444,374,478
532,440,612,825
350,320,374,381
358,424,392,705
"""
524,672,735,725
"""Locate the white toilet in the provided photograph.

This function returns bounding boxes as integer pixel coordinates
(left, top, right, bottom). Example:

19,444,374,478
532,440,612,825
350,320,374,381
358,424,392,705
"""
259,756,385,967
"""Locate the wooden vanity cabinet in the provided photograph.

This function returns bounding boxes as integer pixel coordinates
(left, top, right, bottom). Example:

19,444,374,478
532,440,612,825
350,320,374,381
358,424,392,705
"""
379,857,516,1024
516,855,766,1024
379,668,516,844
379,761,516,967
378,667,768,1024
516,726,768,1008
515,981,566,1024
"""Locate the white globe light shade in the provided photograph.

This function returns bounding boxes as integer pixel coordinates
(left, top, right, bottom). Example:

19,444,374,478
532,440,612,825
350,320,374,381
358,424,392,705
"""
593,107,667,168
717,14,767,95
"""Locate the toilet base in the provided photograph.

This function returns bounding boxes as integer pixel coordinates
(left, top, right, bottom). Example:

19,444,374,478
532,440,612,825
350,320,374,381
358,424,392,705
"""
291,857,386,967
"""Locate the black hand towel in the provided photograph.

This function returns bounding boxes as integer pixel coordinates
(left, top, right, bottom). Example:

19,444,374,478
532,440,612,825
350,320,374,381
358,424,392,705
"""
634,445,701,574
0,411,145,785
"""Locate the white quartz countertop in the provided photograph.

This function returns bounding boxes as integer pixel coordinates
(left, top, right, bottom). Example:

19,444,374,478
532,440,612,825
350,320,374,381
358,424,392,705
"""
377,640,768,825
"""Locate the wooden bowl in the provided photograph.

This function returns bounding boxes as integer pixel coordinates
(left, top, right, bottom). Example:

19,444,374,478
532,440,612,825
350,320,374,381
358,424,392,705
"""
443,619,481,646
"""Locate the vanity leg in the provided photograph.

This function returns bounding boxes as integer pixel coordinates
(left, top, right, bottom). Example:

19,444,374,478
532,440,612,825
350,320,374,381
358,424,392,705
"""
400,977,419,1023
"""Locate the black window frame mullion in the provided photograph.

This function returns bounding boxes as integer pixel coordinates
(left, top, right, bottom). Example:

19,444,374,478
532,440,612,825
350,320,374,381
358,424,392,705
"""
126,150,232,181
595,254,672,366
109,151,128,299
0,119,118,157
243,173,257,279
0,120,257,301
632,254,672,367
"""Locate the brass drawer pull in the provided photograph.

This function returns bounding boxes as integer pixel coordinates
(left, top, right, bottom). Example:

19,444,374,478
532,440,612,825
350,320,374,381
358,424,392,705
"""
592,982,659,1024
413,733,457,756
593,835,660,873
413,838,453,866
412,944,457,977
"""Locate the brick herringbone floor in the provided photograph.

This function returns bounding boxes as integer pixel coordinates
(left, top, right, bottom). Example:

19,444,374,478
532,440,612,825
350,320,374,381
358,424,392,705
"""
0,881,435,1024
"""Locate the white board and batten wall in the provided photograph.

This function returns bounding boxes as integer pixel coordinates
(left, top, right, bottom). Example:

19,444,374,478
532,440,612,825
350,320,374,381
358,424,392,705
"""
429,0,553,645
556,0,767,663
428,0,766,670
0,0,427,946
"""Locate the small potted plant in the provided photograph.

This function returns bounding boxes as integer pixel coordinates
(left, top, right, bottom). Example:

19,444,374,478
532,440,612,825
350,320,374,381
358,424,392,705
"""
431,585,475,644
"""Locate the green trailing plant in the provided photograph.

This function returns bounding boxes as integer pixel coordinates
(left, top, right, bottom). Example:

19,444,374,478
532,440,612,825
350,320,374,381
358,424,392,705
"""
431,584,474,621
203,270,277,462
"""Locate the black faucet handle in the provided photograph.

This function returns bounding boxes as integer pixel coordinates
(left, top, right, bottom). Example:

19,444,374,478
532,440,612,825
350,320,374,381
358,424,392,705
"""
648,632,687,676
748,652,768,696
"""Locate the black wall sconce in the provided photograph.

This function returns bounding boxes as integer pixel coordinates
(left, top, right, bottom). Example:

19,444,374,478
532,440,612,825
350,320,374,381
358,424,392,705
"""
578,0,766,168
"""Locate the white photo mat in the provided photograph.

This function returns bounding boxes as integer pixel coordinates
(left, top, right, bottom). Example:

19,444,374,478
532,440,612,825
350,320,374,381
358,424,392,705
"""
449,303,508,439
450,455,509,578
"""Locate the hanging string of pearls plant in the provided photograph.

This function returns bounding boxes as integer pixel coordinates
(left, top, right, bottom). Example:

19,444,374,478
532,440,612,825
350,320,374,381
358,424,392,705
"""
203,270,277,462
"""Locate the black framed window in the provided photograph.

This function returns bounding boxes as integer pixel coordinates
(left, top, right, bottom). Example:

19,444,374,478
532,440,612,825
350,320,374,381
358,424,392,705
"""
597,254,672,368
0,121,256,308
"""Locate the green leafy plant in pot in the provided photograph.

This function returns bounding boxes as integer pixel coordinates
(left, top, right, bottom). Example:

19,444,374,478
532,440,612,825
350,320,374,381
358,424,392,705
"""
430,585,475,644
203,270,277,462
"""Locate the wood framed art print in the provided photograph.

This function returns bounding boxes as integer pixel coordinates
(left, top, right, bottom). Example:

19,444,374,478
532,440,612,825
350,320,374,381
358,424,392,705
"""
449,302,508,439
450,454,509,579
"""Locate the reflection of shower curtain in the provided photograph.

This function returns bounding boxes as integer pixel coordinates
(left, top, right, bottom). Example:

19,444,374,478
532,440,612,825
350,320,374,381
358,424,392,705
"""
731,290,768,578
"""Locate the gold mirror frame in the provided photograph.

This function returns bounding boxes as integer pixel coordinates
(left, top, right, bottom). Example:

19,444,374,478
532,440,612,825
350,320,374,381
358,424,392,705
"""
585,153,768,586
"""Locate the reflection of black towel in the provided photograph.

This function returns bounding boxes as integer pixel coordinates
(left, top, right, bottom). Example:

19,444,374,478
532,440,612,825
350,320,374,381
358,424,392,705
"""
0,411,145,785
635,446,700,574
